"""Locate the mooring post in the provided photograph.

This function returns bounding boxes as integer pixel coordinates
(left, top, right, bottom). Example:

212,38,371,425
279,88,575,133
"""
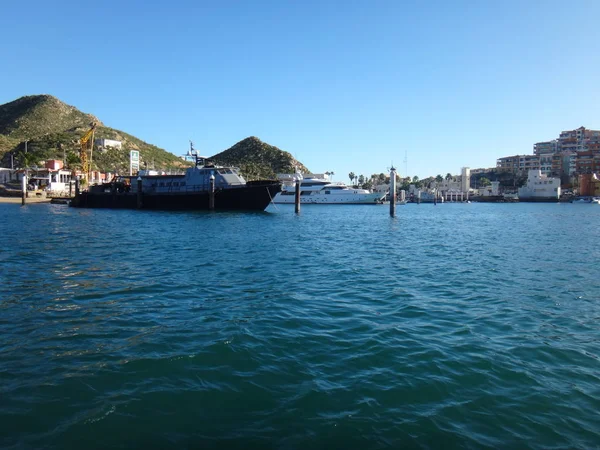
21,173,27,206
69,181,72,198
137,177,143,209
417,190,421,205
75,177,80,196
209,174,215,210
434,188,437,205
294,176,301,214
389,167,396,217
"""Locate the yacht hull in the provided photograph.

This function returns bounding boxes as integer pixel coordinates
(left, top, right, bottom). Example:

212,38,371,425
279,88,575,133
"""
272,192,384,204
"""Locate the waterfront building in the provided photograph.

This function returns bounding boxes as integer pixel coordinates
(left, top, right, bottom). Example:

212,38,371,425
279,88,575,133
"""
575,151,600,174
533,140,558,156
579,173,600,197
539,153,553,176
517,170,560,202
558,126,600,152
496,155,540,173
469,167,496,175
498,127,599,184
460,167,470,193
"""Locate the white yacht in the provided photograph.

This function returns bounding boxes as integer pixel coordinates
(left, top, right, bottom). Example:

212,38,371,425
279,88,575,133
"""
273,173,386,204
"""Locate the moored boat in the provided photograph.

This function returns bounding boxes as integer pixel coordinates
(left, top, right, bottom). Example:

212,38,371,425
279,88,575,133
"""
573,197,600,204
70,156,281,211
273,173,385,204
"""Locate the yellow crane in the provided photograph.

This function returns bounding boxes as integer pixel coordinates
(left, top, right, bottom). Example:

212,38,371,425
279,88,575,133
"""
80,122,96,181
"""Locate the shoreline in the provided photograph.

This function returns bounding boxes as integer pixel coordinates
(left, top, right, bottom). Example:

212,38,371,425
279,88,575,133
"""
0,196,53,204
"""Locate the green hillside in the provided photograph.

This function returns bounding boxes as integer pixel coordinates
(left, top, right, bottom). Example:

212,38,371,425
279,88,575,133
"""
0,95,103,139
210,136,309,180
0,95,309,180
0,95,187,173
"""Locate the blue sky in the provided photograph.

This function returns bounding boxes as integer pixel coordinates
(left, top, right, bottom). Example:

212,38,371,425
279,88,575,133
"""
2,0,599,180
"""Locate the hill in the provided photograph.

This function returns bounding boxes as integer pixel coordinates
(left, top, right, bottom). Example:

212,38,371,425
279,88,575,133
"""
210,137,309,180
0,95,103,139
0,95,187,173
0,95,309,179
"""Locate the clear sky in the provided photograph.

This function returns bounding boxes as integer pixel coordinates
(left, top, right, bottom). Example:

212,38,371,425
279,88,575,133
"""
2,0,599,180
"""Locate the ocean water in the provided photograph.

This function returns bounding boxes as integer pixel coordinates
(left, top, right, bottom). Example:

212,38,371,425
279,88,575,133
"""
1,201,600,449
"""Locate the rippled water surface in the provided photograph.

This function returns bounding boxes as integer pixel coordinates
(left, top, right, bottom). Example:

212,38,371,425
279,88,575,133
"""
1,202,600,449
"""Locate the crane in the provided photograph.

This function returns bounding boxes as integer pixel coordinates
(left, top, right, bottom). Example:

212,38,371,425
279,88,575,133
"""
80,122,96,181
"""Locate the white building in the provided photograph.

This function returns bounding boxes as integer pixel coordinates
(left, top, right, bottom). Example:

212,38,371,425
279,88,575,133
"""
94,139,122,150
517,170,560,201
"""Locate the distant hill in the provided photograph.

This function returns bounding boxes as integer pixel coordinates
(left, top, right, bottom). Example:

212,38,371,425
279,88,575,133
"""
0,95,188,173
0,95,309,179
0,95,103,139
210,136,309,180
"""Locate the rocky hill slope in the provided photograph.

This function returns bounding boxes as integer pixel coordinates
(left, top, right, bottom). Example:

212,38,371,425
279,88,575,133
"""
210,137,309,180
0,95,186,173
0,95,308,179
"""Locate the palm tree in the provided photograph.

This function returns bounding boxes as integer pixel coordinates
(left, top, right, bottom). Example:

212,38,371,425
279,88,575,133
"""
435,174,443,183
445,173,452,181
479,177,491,187
349,172,355,186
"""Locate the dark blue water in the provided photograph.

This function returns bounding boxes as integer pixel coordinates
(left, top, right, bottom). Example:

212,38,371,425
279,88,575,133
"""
1,202,600,449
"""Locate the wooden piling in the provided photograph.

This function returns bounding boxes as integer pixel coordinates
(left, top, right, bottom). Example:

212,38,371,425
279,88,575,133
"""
294,177,301,213
21,173,27,206
75,177,80,196
389,167,396,217
209,174,215,210
137,177,143,209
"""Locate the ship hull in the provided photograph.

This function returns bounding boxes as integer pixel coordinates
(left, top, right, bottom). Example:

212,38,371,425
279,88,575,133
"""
70,181,281,211
517,197,559,203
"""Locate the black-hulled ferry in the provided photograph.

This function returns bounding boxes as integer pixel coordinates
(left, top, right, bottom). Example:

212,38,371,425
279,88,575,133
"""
70,156,281,211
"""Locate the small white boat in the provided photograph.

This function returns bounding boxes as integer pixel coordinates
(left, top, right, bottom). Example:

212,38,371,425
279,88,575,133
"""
573,197,596,204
